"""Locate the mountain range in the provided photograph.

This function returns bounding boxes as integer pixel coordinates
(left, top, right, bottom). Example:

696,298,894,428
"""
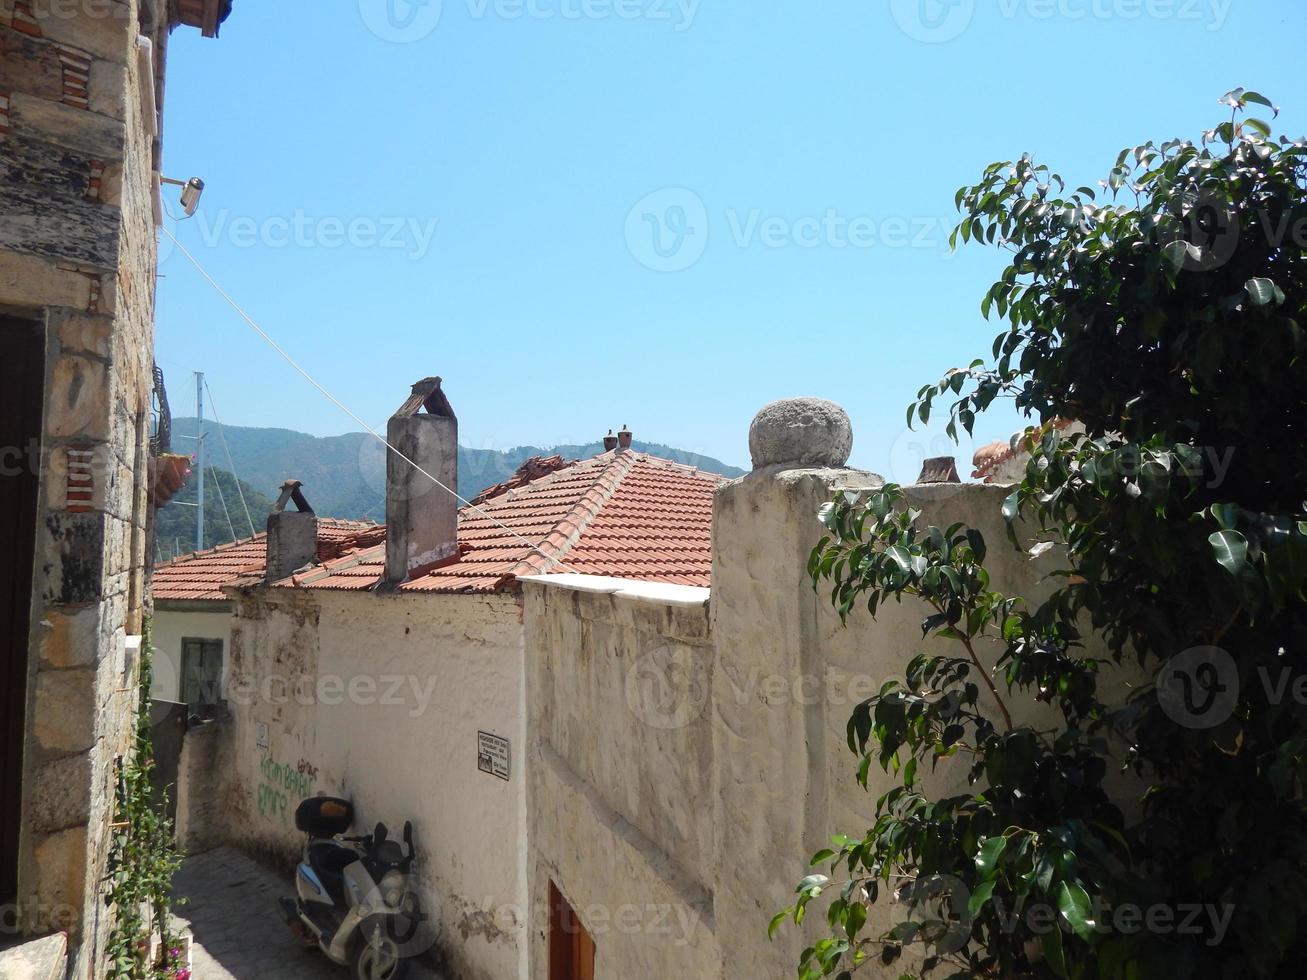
162,419,746,532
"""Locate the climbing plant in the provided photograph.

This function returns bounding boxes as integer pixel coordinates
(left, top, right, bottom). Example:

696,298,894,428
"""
775,90,1307,978
106,621,188,980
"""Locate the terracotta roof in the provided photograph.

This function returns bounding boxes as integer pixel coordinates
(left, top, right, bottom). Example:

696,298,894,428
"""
283,451,725,595
152,519,376,602
972,419,1076,482
470,454,579,505
972,439,1014,481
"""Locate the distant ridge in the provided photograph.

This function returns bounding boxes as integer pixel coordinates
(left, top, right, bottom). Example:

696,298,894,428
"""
166,419,746,526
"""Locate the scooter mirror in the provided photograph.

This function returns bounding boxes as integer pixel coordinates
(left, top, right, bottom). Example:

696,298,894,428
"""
374,822,388,845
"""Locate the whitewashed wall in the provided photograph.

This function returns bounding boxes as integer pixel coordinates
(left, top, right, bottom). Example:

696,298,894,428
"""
524,470,1138,980
219,588,529,980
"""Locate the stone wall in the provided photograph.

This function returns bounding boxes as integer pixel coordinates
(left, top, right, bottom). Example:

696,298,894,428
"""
0,1,176,975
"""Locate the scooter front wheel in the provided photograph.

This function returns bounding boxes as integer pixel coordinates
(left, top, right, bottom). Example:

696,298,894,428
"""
351,932,411,980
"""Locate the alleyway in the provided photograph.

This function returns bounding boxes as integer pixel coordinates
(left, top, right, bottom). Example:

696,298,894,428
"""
174,848,443,980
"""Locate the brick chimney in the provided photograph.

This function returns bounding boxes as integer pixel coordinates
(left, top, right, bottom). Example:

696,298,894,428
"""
266,480,318,583
385,377,458,585
603,429,618,452
616,425,632,452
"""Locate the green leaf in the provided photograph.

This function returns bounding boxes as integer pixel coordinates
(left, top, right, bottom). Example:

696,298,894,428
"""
1055,880,1096,940
768,910,789,940
1246,277,1282,306
1209,529,1249,575
975,835,1008,876
967,880,996,919
1001,491,1020,522
1041,925,1069,979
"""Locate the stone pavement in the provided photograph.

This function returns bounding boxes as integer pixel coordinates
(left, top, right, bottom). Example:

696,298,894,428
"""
174,847,442,980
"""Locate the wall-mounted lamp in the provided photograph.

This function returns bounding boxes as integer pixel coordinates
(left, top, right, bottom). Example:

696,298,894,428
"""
161,176,205,217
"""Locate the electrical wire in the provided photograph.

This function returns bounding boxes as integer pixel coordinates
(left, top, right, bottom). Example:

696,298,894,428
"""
209,465,237,543
204,379,257,537
159,227,575,573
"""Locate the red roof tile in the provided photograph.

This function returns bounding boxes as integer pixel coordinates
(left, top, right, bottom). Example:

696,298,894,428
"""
152,519,377,602
281,451,725,595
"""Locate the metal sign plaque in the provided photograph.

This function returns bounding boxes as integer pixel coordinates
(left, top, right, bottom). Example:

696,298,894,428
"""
477,731,510,781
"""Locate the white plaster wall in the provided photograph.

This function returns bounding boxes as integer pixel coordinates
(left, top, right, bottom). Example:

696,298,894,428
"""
524,471,1144,980
222,589,529,980
150,605,233,704
524,578,720,980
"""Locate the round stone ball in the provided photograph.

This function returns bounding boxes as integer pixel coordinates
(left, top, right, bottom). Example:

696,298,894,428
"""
748,397,853,469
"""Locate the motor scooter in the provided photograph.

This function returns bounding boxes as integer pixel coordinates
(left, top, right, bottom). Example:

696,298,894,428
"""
279,796,425,980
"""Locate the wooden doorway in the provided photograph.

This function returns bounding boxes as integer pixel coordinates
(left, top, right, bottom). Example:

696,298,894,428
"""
548,881,595,980
0,315,44,904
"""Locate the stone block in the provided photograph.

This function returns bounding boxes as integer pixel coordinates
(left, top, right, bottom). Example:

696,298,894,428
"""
0,933,68,980
37,605,100,669
0,27,64,102
30,5,131,64
0,249,90,309
54,312,111,357
32,667,97,753
31,826,89,931
28,751,92,832
86,56,125,120
40,510,105,605
8,93,124,162
46,354,109,439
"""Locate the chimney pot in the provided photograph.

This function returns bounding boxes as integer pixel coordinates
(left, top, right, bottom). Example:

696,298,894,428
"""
602,429,619,452
616,425,633,451
385,377,458,585
917,456,961,484
266,479,318,583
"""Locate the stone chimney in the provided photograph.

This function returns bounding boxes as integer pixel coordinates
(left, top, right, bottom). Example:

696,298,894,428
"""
385,377,458,585
616,425,633,451
603,429,619,452
266,480,318,583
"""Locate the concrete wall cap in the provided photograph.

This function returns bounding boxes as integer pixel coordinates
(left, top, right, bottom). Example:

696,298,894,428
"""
519,573,710,607
748,397,853,470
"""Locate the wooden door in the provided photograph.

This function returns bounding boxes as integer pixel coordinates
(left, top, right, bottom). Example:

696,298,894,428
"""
0,315,44,904
549,881,595,980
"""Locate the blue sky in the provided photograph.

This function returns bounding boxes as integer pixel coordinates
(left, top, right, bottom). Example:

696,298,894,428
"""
156,0,1304,480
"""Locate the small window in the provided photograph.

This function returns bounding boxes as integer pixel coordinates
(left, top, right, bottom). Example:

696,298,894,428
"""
180,637,223,706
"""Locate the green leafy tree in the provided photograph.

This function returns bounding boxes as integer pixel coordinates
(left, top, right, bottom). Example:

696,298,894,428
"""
775,90,1307,978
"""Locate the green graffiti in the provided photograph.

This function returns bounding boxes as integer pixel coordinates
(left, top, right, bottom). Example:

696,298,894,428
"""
256,755,315,823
